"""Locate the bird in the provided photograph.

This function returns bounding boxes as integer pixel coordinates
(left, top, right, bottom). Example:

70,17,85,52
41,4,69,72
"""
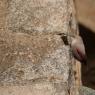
71,35,87,65
57,33,87,65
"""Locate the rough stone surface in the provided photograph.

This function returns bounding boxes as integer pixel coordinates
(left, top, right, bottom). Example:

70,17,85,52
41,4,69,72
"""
0,32,71,95
0,0,7,31
79,86,95,95
0,0,80,95
6,0,73,34
0,32,70,86
0,83,68,95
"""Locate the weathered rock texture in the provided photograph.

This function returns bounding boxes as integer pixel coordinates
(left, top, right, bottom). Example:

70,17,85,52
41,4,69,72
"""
0,32,71,95
79,86,95,95
6,0,77,35
0,32,70,85
0,0,80,95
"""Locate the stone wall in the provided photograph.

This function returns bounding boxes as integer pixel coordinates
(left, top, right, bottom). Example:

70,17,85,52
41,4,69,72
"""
0,0,80,95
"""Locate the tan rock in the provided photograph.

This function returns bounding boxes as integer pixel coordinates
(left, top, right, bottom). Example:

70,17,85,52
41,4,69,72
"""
75,0,95,32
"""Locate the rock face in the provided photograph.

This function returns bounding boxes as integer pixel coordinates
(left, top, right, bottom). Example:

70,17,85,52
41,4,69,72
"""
0,32,70,85
79,86,95,95
0,32,71,95
6,0,71,34
0,0,80,95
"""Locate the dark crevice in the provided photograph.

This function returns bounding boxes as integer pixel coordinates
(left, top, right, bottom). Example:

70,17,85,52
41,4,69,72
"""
78,23,95,89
